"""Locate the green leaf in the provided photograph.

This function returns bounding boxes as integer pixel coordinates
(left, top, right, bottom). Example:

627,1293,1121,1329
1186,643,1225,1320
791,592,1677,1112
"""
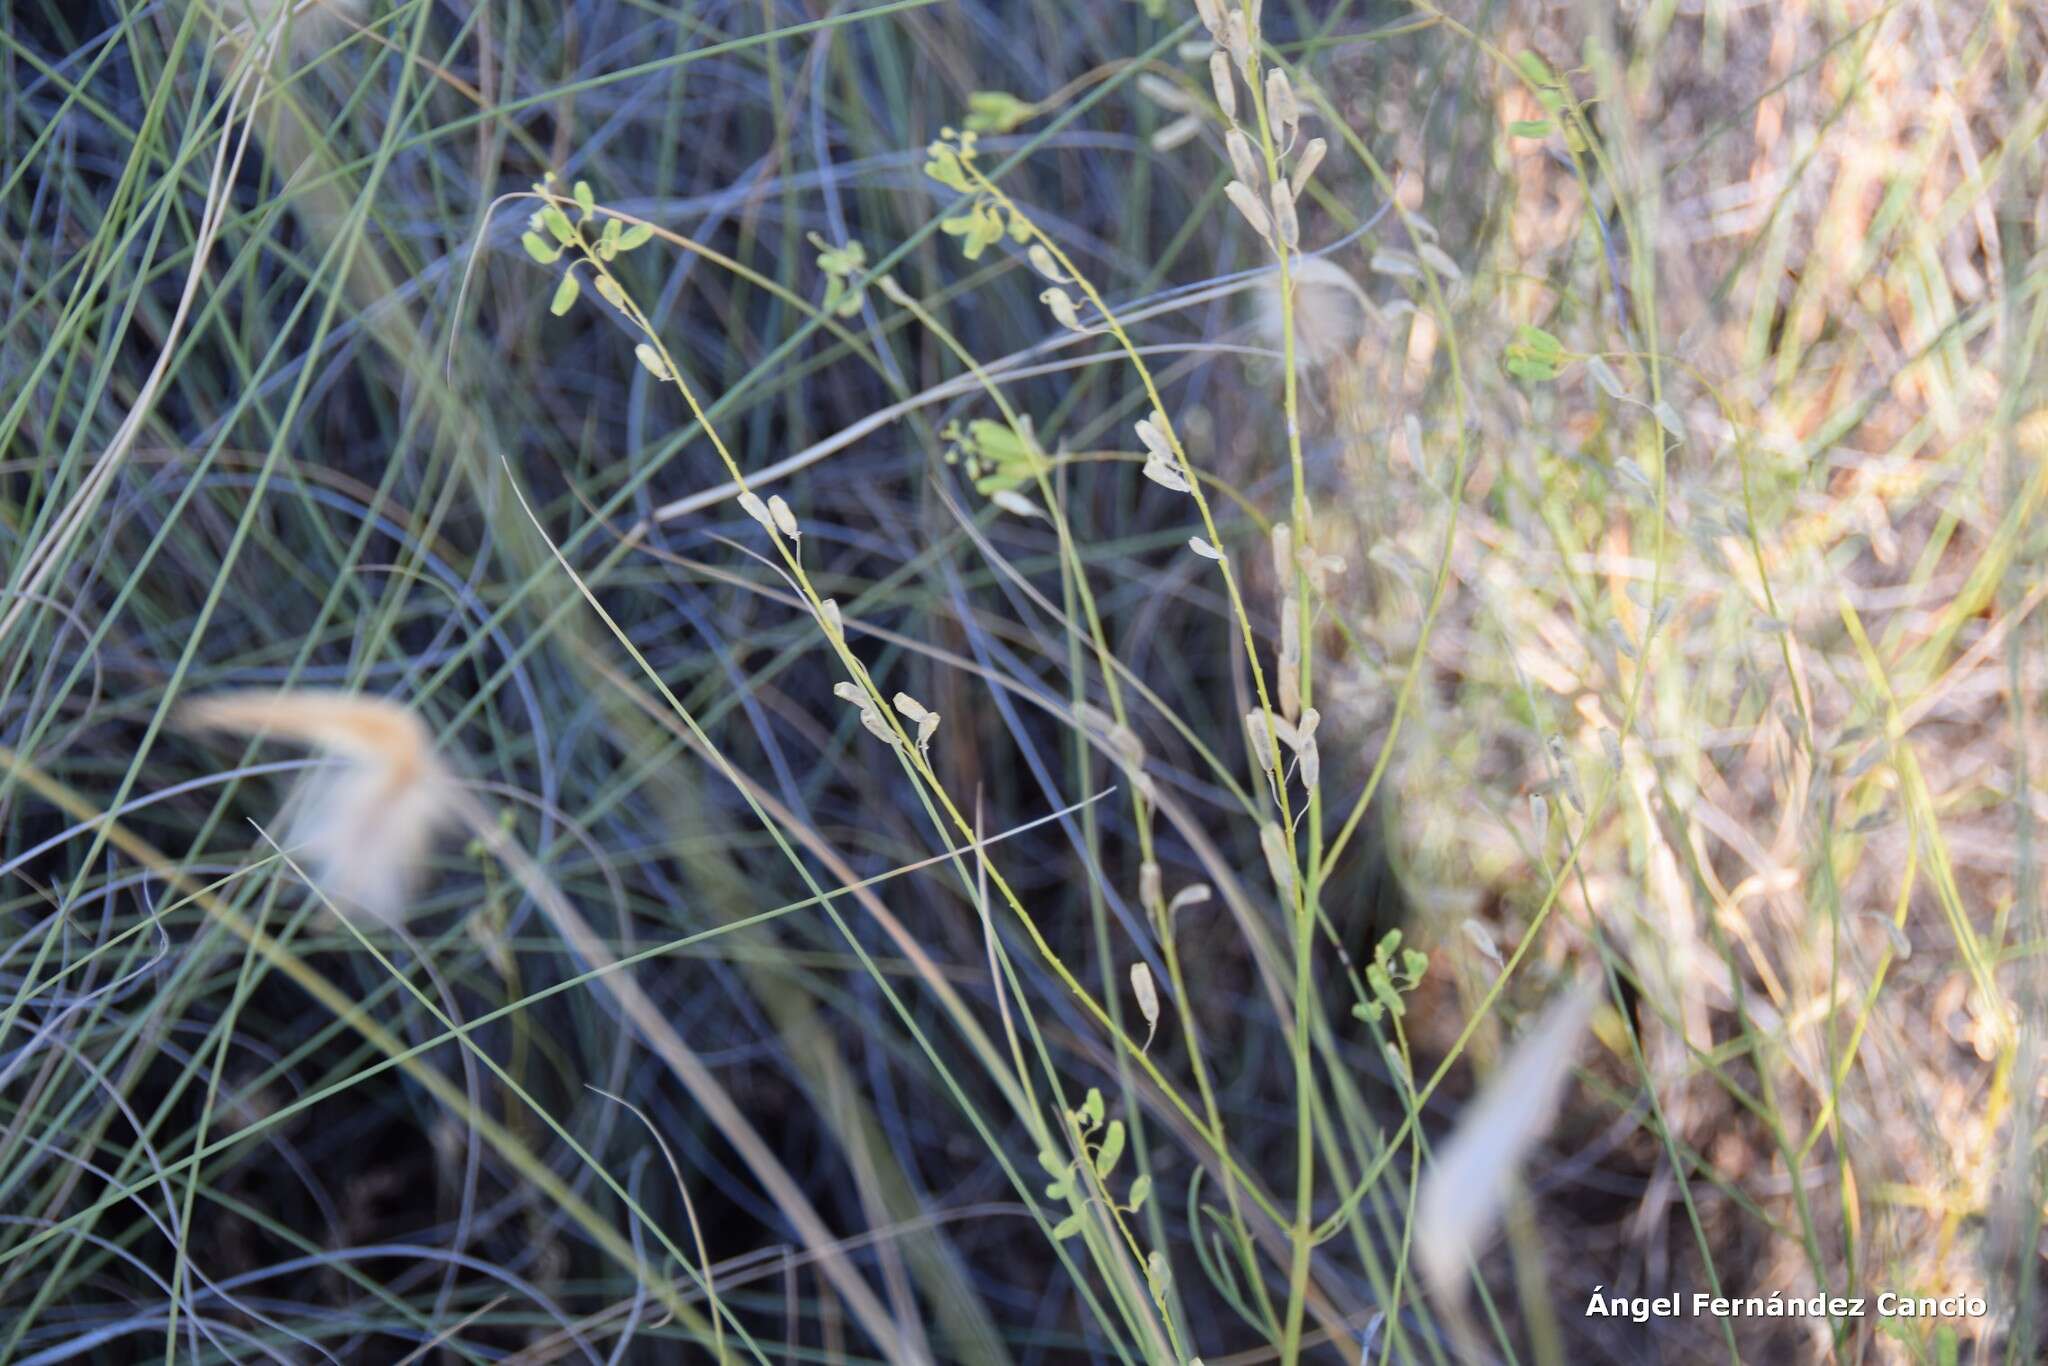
542,205,576,245
1508,119,1552,138
618,222,654,252
573,180,595,216
964,90,1036,134
598,217,622,260
1505,326,1563,380
1515,324,1563,359
923,140,974,193
1515,51,1557,88
1036,1149,1067,1177
1043,1178,1070,1200
521,232,561,264
1051,1212,1086,1240
549,271,580,316
1094,1119,1125,1178
1127,1173,1152,1213
1081,1087,1105,1130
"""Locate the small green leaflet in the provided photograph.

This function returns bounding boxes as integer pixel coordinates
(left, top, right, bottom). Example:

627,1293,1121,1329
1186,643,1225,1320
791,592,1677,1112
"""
1505,323,1565,381
549,272,579,316
1094,1120,1125,1178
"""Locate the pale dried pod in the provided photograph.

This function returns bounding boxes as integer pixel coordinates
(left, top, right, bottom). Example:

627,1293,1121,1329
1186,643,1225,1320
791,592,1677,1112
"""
1259,821,1295,899
1134,413,1173,463
768,494,800,540
1026,243,1067,281
1225,128,1262,190
1278,598,1302,720
1222,12,1250,66
1223,181,1274,245
1269,179,1300,249
1142,455,1192,493
990,489,1043,519
737,490,776,536
1265,67,1299,139
1130,962,1160,1047
1039,287,1087,332
1150,115,1203,153
1244,709,1275,768
1135,73,1197,114
1208,50,1237,123
1290,137,1327,195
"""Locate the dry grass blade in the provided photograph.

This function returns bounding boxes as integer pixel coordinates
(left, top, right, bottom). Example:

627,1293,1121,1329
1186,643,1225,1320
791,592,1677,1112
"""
177,689,456,924
1416,978,1599,1304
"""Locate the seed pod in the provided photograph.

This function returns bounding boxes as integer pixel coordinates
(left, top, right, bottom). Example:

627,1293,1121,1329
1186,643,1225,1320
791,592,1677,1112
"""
1269,178,1300,248
1139,860,1164,916
1130,962,1160,1045
1040,287,1086,332
768,494,801,540
1244,709,1275,768
1027,243,1066,281
1223,12,1250,67
1142,456,1191,493
1224,181,1274,246
1278,598,1301,720
1259,822,1295,899
1290,137,1327,195
1225,129,1261,190
1265,67,1298,139
738,490,776,535
1209,50,1237,123
1134,412,1173,462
